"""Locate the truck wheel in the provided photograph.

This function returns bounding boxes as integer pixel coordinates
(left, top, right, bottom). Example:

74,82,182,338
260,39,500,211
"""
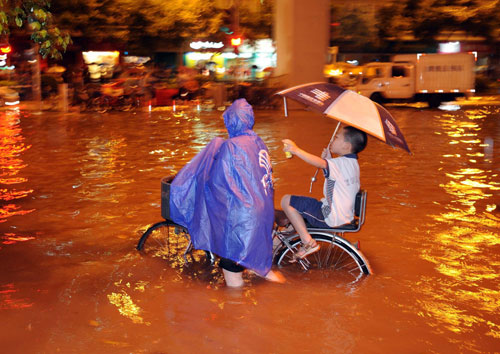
370,93,384,104
427,95,441,108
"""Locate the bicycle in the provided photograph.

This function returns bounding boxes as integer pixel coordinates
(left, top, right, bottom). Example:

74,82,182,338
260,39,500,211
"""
136,176,214,267
137,176,371,282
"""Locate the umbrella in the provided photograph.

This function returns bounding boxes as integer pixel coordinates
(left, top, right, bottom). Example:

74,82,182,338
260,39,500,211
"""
277,82,410,153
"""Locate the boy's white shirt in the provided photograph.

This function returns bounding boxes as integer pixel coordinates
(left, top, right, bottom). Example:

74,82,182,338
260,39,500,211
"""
321,155,360,227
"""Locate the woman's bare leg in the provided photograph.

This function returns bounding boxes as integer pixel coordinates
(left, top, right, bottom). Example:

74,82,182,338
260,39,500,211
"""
222,269,244,287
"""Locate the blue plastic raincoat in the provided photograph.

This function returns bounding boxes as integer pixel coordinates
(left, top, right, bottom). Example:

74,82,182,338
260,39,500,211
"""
169,99,274,276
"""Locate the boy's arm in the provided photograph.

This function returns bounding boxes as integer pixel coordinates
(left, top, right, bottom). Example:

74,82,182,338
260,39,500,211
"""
282,139,327,169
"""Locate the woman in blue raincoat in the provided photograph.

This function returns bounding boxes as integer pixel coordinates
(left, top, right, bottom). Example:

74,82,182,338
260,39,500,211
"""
169,98,284,287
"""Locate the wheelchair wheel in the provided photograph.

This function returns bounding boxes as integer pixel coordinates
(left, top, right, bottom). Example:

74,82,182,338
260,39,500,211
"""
137,221,208,266
275,232,371,280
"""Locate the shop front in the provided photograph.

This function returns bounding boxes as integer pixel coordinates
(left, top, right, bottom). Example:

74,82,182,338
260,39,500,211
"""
82,51,120,81
183,38,276,82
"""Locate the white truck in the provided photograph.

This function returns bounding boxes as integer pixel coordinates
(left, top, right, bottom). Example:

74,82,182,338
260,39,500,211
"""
354,53,476,107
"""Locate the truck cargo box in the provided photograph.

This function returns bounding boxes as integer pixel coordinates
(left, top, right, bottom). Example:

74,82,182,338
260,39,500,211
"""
392,53,475,93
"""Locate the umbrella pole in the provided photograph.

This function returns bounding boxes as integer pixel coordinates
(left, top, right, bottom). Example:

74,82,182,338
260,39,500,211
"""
329,121,341,146
309,169,319,193
309,121,341,193
283,97,288,117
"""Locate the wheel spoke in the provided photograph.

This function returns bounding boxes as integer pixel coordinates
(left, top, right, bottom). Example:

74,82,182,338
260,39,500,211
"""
332,248,349,270
275,233,369,279
139,223,210,268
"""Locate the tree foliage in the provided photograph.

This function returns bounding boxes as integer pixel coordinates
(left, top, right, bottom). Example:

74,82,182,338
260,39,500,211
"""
0,0,71,58
331,4,379,49
49,0,273,53
377,0,500,45
239,0,273,41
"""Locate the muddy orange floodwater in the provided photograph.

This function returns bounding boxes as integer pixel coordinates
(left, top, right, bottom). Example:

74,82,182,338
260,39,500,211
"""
0,103,499,353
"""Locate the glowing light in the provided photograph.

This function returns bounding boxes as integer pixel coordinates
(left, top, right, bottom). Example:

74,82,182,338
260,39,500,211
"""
486,204,497,212
0,45,11,54
221,52,237,59
328,69,343,77
231,37,242,46
440,104,460,111
185,52,213,61
190,41,223,50
82,51,120,65
439,41,460,53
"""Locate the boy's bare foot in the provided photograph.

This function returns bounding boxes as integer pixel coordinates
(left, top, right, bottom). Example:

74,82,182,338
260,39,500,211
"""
290,239,320,263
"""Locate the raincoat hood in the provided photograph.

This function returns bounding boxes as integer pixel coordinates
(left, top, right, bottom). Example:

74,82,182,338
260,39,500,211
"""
223,98,255,138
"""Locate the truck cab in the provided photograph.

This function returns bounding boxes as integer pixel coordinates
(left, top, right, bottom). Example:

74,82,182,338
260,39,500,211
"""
357,62,415,102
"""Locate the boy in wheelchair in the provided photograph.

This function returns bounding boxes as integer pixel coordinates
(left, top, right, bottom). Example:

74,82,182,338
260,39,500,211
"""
281,125,367,262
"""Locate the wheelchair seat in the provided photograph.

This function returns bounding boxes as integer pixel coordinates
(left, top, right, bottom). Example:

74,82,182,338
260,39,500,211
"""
276,190,367,234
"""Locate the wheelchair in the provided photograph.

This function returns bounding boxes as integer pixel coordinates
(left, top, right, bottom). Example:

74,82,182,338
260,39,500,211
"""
272,190,371,281
137,176,371,281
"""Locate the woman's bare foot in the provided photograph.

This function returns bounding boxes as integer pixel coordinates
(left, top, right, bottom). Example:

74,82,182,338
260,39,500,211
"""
264,270,286,283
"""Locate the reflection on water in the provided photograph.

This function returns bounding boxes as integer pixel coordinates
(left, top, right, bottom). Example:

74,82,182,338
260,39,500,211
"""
0,283,33,309
0,105,499,352
418,107,500,339
0,109,34,237
107,290,149,325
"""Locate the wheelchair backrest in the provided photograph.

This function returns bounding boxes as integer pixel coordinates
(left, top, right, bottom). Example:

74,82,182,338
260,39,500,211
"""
354,189,367,227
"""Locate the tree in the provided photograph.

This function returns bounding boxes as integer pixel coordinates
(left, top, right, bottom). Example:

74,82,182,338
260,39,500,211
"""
238,0,273,41
49,0,273,54
330,4,379,51
50,0,225,52
139,0,225,44
0,0,71,58
378,0,500,46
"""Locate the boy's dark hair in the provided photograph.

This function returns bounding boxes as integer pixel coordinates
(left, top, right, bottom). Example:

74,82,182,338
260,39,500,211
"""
343,126,367,154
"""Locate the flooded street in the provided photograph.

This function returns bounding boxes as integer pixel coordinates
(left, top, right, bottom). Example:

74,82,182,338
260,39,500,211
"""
1,102,499,353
